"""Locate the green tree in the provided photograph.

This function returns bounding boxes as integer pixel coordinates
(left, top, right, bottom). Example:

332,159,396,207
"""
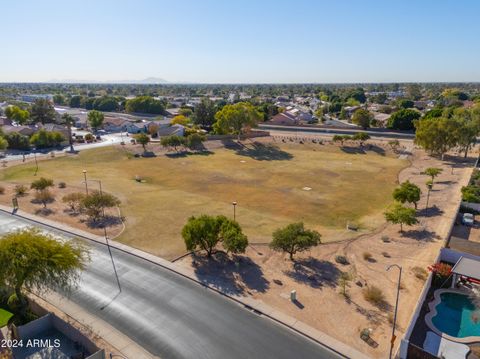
213,102,262,140
30,98,56,124
134,133,150,152
387,109,421,130
53,94,65,105
0,136,7,151
181,215,248,257
414,117,458,159
125,96,165,114
193,98,216,128
397,99,414,109
69,95,84,108
0,228,87,315
393,181,422,209
384,203,418,232
4,105,30,125
185,133,206,151
171,115,190,126
87,110,104,132
332,134,351,146
352,132,370,146
31,177,54,191
30,129,64,149
454,117,479,158
160,135,186,152
269,222,321,260
81,190,121,222
4,132,30,150
351,109,372,129
423,167,442,184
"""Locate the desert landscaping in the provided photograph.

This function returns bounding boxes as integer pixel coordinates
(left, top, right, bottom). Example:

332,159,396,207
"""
0,136,475,358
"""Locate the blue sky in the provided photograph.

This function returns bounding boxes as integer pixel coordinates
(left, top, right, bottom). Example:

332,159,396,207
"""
2,0,479,83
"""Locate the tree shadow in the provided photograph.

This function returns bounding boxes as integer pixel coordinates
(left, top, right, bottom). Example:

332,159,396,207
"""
366,145,386,156
346,297,389,325
417,205,444,218
84,215,123,229
34,208,54,216
191,252,270,296
224,140,293,161
284,258,340,289
401,228,440,242
340,146,366,154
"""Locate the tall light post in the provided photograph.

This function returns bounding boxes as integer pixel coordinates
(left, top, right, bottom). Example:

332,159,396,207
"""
83,170,89,195
232,201,237,221
386,264,402,359
85,178,121,293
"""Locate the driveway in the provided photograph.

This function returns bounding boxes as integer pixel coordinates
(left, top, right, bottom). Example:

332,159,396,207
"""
0,212,345,359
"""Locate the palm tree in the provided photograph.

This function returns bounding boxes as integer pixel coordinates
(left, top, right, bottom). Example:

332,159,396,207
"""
61,113,75,152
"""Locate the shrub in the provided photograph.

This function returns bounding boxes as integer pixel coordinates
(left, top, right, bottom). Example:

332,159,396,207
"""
381,235,391,243
335,255,349,265
363,252,373,261
412,266,428,280
364,285,386,306
31,177,54,191
0,186,4,195
382,251,391,258
34,189,55,208
62,192,85,213
84,133,94,142
15,184,28,196
58,182,66,189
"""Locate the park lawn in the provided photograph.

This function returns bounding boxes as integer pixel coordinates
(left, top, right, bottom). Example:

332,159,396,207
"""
0,142,407,259
0,308,13,327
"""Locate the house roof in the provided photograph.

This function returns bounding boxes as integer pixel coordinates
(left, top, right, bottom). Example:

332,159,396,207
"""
0,117,12,126
452,257,480,280
2,125,35,136
104,117,128,126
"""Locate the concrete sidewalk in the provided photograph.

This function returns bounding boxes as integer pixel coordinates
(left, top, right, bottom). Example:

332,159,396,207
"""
0,204,370,359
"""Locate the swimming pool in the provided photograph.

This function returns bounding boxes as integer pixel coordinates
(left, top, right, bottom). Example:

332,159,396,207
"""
425,289,480,343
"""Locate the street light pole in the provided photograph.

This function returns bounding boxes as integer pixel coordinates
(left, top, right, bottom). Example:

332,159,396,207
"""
232,201,237,221
83,170,88,195
87,178,121,293
387,264,402,359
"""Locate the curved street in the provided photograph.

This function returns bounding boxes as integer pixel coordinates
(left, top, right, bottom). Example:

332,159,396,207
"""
0,211,345,359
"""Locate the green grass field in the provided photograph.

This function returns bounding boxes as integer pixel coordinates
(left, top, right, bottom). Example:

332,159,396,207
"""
0,141,407,259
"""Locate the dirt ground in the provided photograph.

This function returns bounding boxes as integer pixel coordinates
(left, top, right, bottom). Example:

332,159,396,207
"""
176,146,476,358
0,181,123,238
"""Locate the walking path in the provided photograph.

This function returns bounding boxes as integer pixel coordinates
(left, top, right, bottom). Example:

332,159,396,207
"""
0,203,370,359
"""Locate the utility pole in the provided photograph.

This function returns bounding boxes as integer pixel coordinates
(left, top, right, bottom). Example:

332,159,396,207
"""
387,264,402,359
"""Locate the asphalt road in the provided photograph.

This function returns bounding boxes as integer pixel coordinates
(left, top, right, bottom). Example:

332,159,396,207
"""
258,123,415,139
0,212,345,359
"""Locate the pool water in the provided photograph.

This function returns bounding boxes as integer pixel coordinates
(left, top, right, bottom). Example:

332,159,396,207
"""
432,292,480,338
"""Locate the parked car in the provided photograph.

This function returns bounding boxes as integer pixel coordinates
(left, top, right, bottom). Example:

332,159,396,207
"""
462,213,475,226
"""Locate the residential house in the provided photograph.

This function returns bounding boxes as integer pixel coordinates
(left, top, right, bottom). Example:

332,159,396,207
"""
125,122,146,134
1,125,36,136
269,112,298,126
103,117,129,132
0,117,13,126
157,124,185,137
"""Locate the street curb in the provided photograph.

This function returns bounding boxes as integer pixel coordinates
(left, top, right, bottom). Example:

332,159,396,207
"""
0,204,370,359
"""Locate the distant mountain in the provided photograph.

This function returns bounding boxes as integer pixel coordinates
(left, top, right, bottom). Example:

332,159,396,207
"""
44,77,169,84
